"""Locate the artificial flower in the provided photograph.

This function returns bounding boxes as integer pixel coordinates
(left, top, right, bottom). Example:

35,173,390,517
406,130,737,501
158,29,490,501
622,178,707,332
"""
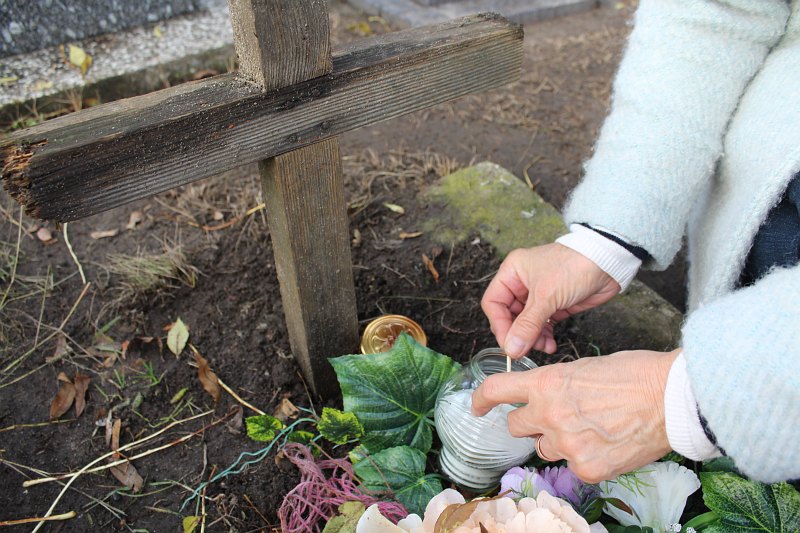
600,461,700,533
356,488,608,533
501,465,599,508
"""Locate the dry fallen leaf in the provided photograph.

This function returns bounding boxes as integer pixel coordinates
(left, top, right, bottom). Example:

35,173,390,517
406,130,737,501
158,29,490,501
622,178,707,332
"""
399,231,423,240
167,318,189,357
36,227,54,243
109,461,144,492
73,373,91,418
192,347,221,403
273,397,300,424
104,414,114,448
352,228,362,248
46,334,69,363
226,404,244,434
126,211,143,230
90,228,119,240
68,44,93,74
49,375,76,420
383,202,405,215
111,418,122,457
422,253,440,284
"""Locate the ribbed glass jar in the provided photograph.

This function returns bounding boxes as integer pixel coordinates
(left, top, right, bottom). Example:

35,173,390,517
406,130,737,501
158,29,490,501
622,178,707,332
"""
434,348,538,492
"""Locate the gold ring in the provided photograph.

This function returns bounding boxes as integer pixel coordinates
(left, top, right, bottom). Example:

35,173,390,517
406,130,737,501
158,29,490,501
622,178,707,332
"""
535,435,555,462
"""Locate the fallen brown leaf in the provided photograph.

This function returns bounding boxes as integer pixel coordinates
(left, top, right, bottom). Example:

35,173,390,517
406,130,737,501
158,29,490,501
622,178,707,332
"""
36,227,54,243
49,377,76,420
126,211,143,230
226,405,244,435
273,397,300,424
192,347,221,403
73,373,91,418
90,229,119,240
109,461,143,492
422,253,440,284
46,334,69,363
111,418,122,457
399,231,423,239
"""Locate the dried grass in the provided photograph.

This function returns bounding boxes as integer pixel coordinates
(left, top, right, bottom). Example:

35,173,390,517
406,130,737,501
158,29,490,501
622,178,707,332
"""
104,241,198,305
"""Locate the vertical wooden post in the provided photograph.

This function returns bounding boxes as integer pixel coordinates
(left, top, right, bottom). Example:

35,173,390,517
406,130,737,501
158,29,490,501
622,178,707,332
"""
228,0,359,397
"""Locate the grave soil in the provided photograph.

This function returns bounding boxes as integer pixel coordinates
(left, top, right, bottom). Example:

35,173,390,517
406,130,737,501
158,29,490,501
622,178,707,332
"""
0,2,685,531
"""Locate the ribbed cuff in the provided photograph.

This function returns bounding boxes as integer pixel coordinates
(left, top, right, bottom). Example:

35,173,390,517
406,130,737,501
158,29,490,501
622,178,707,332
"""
664,352,722,461
555,224,641,291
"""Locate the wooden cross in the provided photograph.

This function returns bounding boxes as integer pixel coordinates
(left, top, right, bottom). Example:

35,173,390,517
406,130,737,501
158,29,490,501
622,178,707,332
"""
1,1,522,397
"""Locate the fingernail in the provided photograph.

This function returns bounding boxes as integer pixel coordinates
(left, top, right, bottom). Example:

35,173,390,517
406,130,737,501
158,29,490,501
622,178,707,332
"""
506,336,526,357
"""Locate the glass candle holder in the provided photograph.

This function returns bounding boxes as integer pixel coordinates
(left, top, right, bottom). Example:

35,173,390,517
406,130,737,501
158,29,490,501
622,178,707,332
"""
434,348,538,492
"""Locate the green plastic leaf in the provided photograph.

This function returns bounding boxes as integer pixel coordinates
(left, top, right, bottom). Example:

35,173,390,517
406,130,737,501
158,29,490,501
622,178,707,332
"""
245,414,284,442
322,501,366,533
167,318,189,356
348,444,369,466
330,332,460,453
702,456,739,474
287,430,315,444
353,445,442,516
700,471,800,532
317,407,364,445
182,516,201,533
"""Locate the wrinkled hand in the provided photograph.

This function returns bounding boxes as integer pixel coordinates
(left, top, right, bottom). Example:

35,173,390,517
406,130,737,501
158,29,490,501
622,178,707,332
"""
482,244,620,358
471,349,679,483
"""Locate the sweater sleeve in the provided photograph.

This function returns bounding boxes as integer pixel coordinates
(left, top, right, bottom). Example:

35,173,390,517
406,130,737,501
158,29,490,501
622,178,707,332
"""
564,0,789,270
682,264,800,482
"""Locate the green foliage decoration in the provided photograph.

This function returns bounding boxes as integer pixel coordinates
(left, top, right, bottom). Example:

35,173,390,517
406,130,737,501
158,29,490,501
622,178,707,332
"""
329,332,460,454
245,414,284,442
317,407,365,445
700,471,800,532
353,445,443,517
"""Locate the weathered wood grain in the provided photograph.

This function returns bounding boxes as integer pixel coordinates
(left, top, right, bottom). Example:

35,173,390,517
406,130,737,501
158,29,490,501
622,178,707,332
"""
229,0,331,89
1,13,523,221
260,139,357,397
229,0,357,397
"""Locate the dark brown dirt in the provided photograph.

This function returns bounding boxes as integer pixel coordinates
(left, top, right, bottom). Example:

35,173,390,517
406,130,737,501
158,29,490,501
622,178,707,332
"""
0,2,687,532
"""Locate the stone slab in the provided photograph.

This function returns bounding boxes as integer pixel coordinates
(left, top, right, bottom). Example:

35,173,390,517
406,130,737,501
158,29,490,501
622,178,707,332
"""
0,0,233,120
347,0,597,28
423,162,683,353
0,0,211,58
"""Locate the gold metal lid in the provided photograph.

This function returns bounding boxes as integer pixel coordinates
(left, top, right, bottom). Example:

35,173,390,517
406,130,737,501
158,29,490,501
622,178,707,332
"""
360,314,427,354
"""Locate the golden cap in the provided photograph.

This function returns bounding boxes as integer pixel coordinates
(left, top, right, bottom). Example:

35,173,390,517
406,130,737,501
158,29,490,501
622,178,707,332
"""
360,314,427,354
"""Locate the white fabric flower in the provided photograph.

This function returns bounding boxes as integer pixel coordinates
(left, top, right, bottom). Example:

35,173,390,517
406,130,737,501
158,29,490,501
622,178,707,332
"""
356,488,607,533
600,461,700,532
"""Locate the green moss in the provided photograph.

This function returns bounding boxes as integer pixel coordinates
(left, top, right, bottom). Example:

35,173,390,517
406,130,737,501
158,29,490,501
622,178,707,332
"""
423,162,566,257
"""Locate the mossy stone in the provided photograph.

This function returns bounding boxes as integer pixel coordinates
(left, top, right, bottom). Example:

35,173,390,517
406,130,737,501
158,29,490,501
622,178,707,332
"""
423,161,566,258
423,162,683,350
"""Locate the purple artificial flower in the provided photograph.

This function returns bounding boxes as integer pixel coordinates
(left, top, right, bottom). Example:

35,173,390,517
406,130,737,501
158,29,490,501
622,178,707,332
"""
501,465,600,508
500,466,555,500
541,466,583,506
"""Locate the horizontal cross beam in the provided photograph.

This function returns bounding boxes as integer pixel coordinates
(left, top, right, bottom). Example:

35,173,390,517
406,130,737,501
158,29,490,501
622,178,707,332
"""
1,14,523,222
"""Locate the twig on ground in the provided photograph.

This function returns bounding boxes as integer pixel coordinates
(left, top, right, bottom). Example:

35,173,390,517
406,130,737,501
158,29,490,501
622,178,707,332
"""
218,378,265,415
63,223,87,285
24,409,216,488
381,263,417,288
243,493,269,526
0,418,75,433
0,511,77,526
0,282,91,387
0,206,22,310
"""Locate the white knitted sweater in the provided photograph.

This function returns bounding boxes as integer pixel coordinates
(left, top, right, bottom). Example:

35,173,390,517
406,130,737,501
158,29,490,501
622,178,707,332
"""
564,0,800,482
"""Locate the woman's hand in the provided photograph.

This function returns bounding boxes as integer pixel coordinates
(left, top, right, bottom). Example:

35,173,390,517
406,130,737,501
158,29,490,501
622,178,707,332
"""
471,349,680,483
481,244,620,358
